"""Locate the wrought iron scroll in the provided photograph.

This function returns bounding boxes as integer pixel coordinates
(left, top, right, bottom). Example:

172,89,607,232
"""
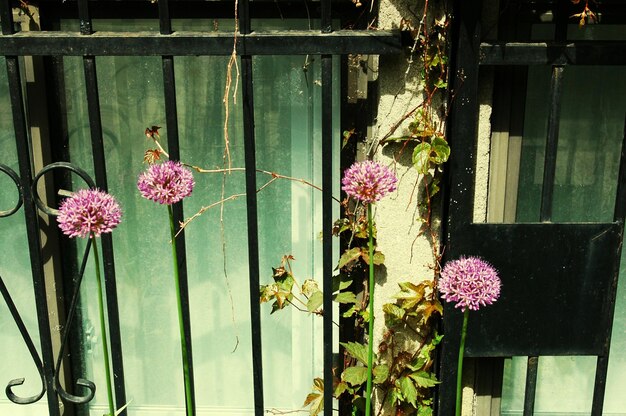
0,163,22,217
31,162,99,405
52,240,96,404
0,163,46,405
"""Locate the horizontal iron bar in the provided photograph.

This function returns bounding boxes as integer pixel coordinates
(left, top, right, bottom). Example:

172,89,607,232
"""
480,42,626,65
0,30,403,56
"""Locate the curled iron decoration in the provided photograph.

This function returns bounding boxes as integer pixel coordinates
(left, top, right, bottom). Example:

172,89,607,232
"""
0,275,46,405
0,163,23,217
54,238,97,404
31,162,96,217
30,162,99,404
0,163,45,404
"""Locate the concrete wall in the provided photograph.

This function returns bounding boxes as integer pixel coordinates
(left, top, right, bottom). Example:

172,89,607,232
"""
369,0,496,413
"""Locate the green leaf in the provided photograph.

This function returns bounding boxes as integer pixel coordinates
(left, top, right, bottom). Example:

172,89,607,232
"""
307,290,324,312
417,405,434,416
412,143,432,174
302,279,320,297
113,399,133,416
360,309,370,322
429,54,440,68
383,303,405,324
430,137,450,164
396,376,418,407
334,381,349,398
332,274,353,293
343,305,358,318
338,247,362,269
394,282,426,310
434,78,448,89
362,249,385,266
409,371,440,388
428,177,441,197
333,291,357,304
303,378,324,416
342,366,368,387
373,364,390,384
341,342,369,365
407,356,427,371
372,251,385,265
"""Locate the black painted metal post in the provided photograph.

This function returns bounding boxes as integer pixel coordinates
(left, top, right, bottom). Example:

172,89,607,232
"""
320,1,334,415
239,1,265,414
157,2,197,414
439,0,482,412
591,116,626,416
522,357,538,416
539,66,564,223
0,1,60,413
77,1,128,414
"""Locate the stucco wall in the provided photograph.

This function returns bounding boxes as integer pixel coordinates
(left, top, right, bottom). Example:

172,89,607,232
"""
370,0,495,413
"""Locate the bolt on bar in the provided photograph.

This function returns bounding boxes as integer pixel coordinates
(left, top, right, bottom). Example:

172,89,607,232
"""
76,0,129,414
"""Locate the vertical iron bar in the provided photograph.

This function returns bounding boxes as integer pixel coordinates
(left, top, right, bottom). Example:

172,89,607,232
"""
2,5,58,412
321,0,332,33
0,0,12,34
5,56,61,416
591,116,626,416
613,115,626,223
439,0,482,411
591,356,609,416
539,66,564,222
523,356,538,416
321,55,334,416
239,0,264,414
321,1,333,415
158,0,196,411
158,0,172,35
77,1,128,414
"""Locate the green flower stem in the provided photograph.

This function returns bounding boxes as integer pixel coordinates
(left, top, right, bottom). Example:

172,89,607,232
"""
168,205,194,416
365,204,374,416
91,233,115,416
456,309,470,416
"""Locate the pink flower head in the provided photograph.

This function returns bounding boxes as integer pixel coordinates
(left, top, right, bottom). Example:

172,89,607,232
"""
137,160,195,205
341,160,398,204
439,256,501,312
57,189,122,238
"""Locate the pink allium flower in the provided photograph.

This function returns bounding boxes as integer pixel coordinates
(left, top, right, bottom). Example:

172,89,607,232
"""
439,256,501,312
137,160,195,205
57,189,122,238
341,160,398,204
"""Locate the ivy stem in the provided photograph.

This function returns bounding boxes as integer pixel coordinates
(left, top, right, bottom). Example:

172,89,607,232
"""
365,203,375,416
456,309,470,416
168,205,194,416
91,233,115,416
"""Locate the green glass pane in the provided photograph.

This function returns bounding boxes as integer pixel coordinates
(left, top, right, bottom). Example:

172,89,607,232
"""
60,18,337,415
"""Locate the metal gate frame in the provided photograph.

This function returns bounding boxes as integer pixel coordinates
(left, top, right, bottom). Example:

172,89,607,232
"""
0,1,403,415
440,0,626,414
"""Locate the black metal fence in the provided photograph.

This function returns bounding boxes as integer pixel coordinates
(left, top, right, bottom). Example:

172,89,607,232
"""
0,1,403,415
441,0,626,414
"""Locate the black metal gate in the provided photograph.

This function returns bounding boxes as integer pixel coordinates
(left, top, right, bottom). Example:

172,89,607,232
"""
0,1,403,415
441,0,626,414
